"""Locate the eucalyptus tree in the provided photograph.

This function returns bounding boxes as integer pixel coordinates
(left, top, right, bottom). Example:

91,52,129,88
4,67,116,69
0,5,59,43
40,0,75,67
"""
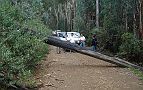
42,0,66,31
96,0,99,28
139,0,143,38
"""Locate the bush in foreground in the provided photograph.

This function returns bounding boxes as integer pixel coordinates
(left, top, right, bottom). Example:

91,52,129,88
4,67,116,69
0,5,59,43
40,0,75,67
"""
0,0,50,88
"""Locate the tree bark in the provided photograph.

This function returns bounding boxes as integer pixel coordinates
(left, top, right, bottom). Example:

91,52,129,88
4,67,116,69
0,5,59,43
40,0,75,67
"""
125,12,128,32
72,0,76,31
139,0,143,39
96,0,99,28
44,36,143,71
133,13,137,38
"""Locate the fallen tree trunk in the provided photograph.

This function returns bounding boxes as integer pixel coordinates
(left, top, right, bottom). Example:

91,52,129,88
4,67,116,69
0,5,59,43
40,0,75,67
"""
44,36,143,71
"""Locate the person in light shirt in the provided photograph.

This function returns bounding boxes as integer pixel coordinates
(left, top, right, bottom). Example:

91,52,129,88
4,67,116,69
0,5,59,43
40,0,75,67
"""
80,34,86,47
69,33,75,43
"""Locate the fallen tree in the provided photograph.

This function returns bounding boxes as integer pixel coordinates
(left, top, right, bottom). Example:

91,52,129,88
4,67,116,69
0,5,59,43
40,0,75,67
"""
44,36,143,71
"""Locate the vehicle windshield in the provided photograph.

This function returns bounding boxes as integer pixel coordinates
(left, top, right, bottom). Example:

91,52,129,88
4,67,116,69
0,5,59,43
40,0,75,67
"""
67,32,80,38
57,32,66,38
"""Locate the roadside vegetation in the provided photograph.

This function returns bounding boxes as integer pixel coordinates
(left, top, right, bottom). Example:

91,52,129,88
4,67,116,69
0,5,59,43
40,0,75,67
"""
0,0,50,89
130,68,143,80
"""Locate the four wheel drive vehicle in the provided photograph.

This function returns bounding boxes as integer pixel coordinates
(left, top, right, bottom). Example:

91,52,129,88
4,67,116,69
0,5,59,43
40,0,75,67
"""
52,30,61,36
56,31,86,44
57,32,67,41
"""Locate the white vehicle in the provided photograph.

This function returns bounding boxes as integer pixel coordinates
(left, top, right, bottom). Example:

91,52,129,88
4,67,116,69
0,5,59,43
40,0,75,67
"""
57,32,67,41
56,31,86,44
52,30,61,36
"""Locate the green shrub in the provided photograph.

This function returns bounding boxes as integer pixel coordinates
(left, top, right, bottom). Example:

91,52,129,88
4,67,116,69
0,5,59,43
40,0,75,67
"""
0,0,50,88
87,27,123,54
119,33,143,63
23,19,51,39
0,30,49,86
86,28,109,50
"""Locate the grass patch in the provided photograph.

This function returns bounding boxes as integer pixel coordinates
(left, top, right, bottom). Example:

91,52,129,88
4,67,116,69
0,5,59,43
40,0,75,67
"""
130,68,143,80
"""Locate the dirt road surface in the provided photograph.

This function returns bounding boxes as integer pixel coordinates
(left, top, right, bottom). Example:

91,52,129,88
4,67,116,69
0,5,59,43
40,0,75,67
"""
35,46,143,90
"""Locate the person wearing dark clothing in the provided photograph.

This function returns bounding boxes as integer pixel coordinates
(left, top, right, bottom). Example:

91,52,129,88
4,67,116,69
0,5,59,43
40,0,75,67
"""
91,35,97,51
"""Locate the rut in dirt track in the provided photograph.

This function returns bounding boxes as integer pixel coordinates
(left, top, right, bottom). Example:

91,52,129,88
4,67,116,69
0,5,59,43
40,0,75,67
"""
35,46,143,90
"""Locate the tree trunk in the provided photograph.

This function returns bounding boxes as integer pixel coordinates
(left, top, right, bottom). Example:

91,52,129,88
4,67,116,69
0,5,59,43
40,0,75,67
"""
123,4,128,32
53,4,59,30
139,0,143,39
44,36,143,71
96,0,99,28
64,2,68,32
125,12,128,32
72,0,76,31
133,12,137,38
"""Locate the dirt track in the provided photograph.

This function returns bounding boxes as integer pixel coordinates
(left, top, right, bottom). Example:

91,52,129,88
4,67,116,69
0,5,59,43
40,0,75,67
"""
35,46,143,90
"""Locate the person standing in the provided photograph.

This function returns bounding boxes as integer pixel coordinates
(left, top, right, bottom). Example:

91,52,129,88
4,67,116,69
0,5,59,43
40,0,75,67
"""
69,33,75,43
91,35,97,51
80,34,86,47
56,33,61,54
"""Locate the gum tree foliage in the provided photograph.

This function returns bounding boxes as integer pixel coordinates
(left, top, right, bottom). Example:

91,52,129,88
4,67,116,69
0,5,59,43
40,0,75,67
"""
0,0,50,88
73,0,86,32
42,0,69,31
